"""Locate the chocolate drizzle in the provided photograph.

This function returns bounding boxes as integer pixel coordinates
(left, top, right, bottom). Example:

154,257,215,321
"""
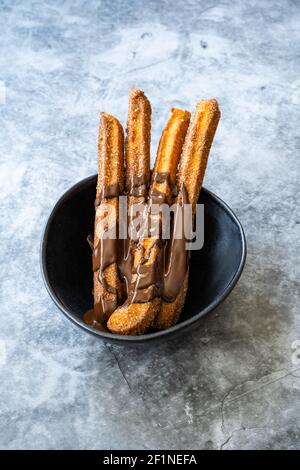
162,185,190,301
84,177,191,328
152,172,178,197
94,182,120,207
149,188,166,204
92,226,118,290
83,309,109,332
128,184,190,304
118,237,133,296
127,174,149,197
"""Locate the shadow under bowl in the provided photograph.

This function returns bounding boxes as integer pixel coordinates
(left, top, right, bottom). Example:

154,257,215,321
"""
41,175,246,345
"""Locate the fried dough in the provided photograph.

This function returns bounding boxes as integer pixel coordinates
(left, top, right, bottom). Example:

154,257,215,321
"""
122,88,151,292
153,99,221,329
86,113,124,327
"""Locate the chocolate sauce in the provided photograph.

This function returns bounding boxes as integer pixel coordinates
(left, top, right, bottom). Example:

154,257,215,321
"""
83,308,109,332
86,233,119,324
94,182,120,207
131,283,157,303
93,228,118,288
161,185,190,302
118,237,133,296
149,188,167,204
125,184,190,305
84,178,191,327
127,174,149,197
152,172,178,197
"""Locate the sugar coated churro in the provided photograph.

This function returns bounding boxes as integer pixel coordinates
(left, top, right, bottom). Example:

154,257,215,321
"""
119,89,152,296
153,99,221,329
84,113,124,330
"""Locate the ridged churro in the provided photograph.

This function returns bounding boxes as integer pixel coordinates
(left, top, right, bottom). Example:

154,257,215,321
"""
84,113,124,329
153,99,221,329
120,89,152,294
125,88,151,196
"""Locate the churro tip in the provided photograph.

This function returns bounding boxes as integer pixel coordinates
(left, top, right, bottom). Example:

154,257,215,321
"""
100,113,124,136
128,88,152,117
170,107,191,118
99,112,112,125
129,87,145,99
196,98,221,115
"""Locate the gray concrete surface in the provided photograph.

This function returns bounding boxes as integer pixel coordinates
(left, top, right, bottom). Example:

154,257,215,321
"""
0,0,299,450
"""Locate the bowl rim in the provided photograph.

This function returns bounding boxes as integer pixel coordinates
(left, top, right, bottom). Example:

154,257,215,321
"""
40,174,247,343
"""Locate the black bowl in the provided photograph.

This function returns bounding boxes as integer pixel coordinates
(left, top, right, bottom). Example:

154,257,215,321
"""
41,175,246,344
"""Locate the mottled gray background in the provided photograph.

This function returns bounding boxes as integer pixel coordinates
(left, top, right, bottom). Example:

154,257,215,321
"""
0,0,299,450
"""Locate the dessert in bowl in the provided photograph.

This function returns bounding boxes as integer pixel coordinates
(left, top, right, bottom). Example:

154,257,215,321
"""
41,89,246,343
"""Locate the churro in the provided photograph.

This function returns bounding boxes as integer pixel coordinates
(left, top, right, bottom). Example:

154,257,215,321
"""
119,89,152,294
125,88,151,197
153,99,221,329
84,113,124,329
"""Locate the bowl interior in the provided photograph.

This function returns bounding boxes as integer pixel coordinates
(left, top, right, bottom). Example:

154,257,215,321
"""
42,175,245,341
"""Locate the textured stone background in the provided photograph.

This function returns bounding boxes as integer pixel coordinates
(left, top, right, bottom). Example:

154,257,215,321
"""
0,0,299,450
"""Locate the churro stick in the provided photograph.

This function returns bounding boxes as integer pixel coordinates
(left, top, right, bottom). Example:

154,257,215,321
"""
85,113,124,328
178,99,221,210
125,88,151,195
154,99,220,329
120,89,151,293
107,108,191,335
